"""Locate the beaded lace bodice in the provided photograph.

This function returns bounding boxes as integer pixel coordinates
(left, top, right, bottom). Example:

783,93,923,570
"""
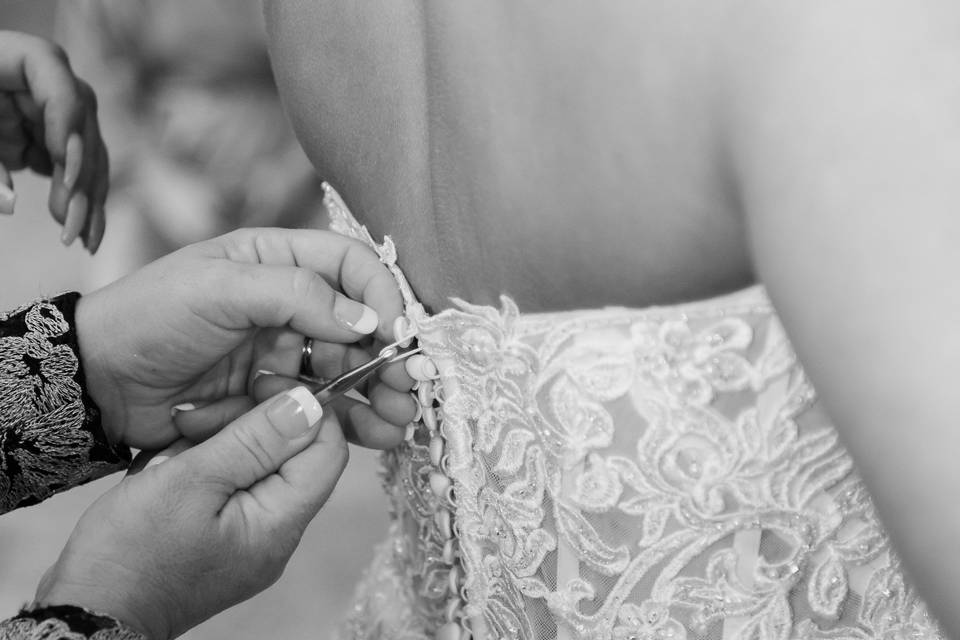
325,185,941,640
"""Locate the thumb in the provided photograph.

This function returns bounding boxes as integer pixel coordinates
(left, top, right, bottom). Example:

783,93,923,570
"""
174,387,324,499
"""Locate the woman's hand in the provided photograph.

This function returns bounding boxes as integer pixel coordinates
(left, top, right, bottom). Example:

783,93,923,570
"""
36,386,345,640
0,31,108,252
76,227,416,452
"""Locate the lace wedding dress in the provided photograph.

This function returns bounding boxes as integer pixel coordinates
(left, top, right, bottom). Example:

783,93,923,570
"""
325,185,942,640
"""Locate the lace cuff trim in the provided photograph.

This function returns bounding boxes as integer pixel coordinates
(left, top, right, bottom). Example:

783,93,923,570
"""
0,293,131,514
0,605,145,639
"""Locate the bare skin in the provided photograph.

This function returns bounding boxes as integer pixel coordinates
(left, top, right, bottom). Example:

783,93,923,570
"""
264,1,960,634
262,1,752,313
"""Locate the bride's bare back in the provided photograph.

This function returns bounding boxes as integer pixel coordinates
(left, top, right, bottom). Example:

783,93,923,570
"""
263,1,752,312
264,1,960,634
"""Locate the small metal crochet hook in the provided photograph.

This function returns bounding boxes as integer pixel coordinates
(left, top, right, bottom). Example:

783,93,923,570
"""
259,340,421,406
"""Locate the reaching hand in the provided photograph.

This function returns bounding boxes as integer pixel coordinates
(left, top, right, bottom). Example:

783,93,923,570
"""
75,227,416,452
36,386,345,640
0,30,109,252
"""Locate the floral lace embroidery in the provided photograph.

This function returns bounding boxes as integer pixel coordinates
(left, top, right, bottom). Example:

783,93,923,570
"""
0,293,129,513
0,606,144,640
325,184,942,640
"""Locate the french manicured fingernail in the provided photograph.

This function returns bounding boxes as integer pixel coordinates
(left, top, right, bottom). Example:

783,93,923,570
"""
61,192,87,246
170,403,197,417
266,386,323,438
88,207,105,254
84,206,99,253
146,455,170,468
334,294,379,334
63,134,83,191
0,184,14,215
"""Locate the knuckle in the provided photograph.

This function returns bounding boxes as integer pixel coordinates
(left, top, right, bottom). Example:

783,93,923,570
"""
216,229,250,261
230,426,277,474
41,40,69,65
345,236,393,273
343,236,379,262
288,267,325,303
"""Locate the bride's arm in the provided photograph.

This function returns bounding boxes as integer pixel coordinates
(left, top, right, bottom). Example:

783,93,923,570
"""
730,1,960,633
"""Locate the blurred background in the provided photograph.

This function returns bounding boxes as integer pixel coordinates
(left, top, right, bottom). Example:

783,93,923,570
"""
0,1,389,637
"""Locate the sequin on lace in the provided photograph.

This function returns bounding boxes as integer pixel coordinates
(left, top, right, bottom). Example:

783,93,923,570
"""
325,184,943,640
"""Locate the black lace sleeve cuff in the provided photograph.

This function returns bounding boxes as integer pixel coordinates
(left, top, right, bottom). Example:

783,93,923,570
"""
0,293,130,514
0,605,145,639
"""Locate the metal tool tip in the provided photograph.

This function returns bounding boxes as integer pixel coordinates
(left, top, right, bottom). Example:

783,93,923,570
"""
379,345,399,359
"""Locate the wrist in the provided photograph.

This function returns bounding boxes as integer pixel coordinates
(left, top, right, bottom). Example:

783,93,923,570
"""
35,578,167,640
18,603,151,640
74,293,125,445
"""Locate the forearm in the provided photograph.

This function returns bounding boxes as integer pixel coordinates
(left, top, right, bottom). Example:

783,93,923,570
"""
0,292,129,514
